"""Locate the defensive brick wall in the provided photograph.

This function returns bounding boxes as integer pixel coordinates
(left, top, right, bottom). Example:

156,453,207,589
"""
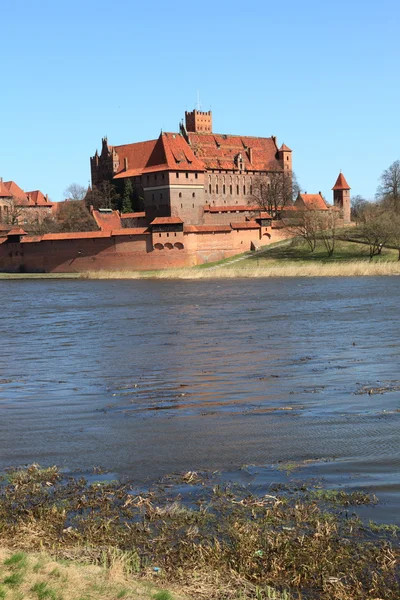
0,226,288,273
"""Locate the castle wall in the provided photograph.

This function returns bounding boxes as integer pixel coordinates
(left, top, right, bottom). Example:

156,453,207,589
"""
0,223,287,273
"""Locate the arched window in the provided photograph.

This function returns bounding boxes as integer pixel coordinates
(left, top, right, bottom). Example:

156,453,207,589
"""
165,242,173,250
192,192,196,198
216,185,219,194
223,184,226,194
154,243,163,250
174,242,184,249
179,192,182,198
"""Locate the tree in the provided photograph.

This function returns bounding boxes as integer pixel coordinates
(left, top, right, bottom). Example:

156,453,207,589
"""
56,200,98,232
2,198,23,225
317,210,340,257
122,179,133,213
283,208,320,252
251,171,300,217
376,160,400,210
387,212,400,260
351,195,369,223
353,205,392,259
64,183,87,201
85,181,120,211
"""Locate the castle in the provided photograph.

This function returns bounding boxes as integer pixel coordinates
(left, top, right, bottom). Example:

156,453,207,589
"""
90,109,293,226
0,109,351,273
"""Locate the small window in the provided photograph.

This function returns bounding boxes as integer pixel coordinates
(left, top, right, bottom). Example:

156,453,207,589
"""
181,204,183,208
192,192,195,198
192,204,194,208
162,173,165,179
179,192,182,198
223,185,226,194
147,175,150,182
176,172,179,178
209,184,212,193
195,173,198,179
236,185,239,195
185,173,189,179
160,193,163,199
230,185,233,194
243,186,246,195
152,193,154,200
216,185,219,194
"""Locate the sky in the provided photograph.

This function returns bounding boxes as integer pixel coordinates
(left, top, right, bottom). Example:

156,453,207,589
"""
1,0,399,203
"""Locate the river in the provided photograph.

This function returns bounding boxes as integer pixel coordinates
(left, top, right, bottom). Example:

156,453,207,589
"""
0,277,399,522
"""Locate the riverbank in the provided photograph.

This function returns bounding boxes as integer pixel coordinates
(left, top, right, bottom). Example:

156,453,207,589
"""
0,547,185,600
0,465,398,600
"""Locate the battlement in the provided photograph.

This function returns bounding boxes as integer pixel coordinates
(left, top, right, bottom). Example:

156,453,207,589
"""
185,109,212,133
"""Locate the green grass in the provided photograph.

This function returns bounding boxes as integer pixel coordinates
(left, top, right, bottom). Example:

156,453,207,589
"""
229,238,399,268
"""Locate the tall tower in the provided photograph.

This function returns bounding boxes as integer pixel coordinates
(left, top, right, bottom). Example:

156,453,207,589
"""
185,109,212,133
332,172,351,224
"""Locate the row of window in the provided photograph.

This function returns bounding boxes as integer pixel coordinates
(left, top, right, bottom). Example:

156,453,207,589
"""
207,184,252,196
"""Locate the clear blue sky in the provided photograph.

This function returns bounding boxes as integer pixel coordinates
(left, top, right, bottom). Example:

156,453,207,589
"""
1,0,399,202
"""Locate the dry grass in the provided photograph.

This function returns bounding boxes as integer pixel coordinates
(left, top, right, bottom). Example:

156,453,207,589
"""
0,548,185,600
81,260,400,280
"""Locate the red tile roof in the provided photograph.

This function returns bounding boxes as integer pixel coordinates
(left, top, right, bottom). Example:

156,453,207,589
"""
279,144,292,152
40,231,111,241
258,211,272,218
0,181,12,198
151,217,183,225
187,133,282,171
111,228,150,236
7,227,27,236
297,193,328,211
184,224,232,233
332,172,350,190
121,212,146,219
92,209,122,231
25,190,53,206
3,181,27,201
230,222,261,229
113,132,204,180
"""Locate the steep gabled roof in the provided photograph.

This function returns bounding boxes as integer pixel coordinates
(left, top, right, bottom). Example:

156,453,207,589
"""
0,181,13,198
186,132,282,171
296,193,328,211
113,133,204,179
3,181,28,202
332,172,350,190
25,190,53,206
279,144,292,152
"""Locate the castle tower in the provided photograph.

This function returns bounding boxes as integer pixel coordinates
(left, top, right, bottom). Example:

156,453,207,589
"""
278,143,292,173
332,172,351,224
185,109,212,133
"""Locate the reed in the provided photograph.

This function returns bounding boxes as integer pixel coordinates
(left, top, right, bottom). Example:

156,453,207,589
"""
82,260,400,280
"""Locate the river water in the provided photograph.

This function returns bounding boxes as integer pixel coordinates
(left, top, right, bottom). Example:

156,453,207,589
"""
0,278,399,522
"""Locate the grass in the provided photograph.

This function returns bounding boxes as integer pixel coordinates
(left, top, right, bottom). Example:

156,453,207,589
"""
0,464,398,599
0,549,182,600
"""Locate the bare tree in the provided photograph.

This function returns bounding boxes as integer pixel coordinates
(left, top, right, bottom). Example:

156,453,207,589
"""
376,160,400,210
283,208,320,252
56,200,98,232
354,205,392,259
351,195,369,223
317,210,340,257
64,183,87,201
2,198,24,225
387,212,400,260
251,171,300,217
85,181,120,210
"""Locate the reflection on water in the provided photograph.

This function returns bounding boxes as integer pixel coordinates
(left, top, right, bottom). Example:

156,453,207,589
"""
0,277,399,522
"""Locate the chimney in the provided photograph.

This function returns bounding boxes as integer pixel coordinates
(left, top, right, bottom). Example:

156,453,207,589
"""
248,147,253,163
45,194,48,202
124,157,128,171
